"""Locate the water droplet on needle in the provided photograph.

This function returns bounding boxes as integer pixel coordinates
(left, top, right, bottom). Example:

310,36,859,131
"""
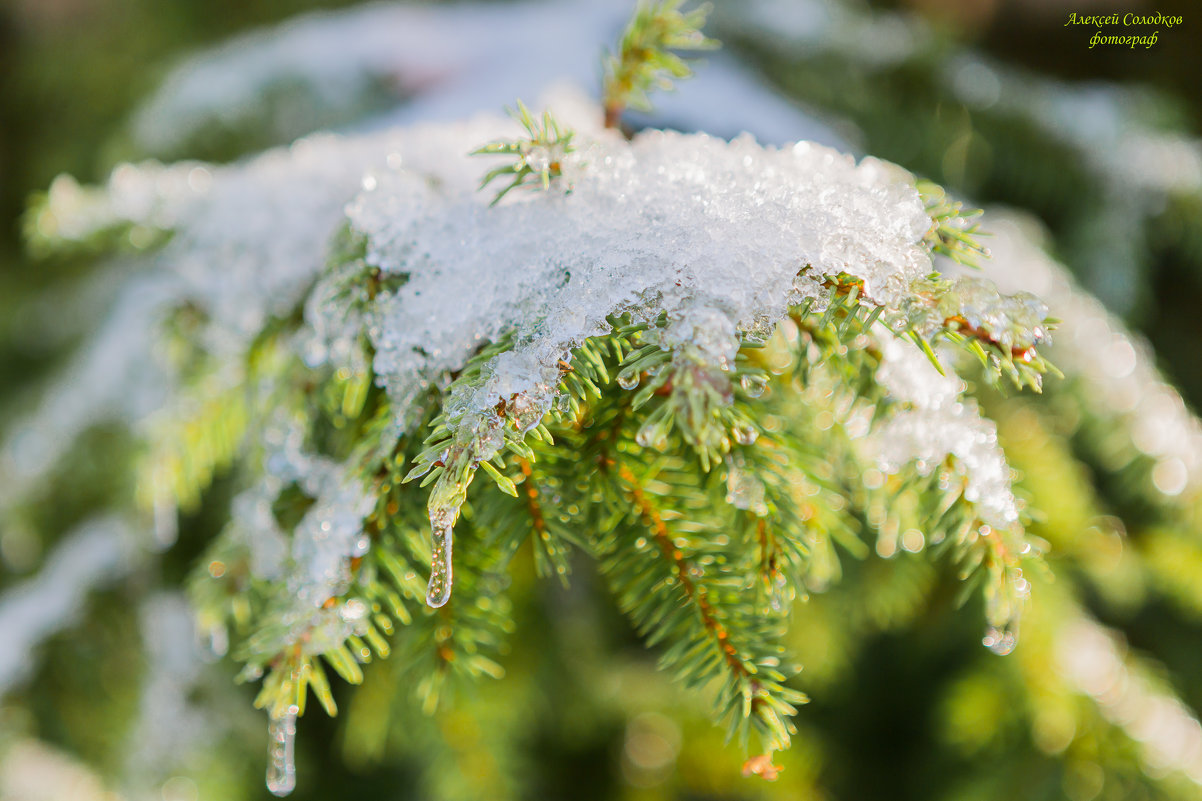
732,422,758,445
740,374,767,398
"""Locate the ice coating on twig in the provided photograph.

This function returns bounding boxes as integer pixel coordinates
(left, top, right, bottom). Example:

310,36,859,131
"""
871,336,1020,527
426,509,455,608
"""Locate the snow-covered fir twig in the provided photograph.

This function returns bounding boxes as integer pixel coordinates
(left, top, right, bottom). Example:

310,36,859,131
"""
8,3,1076,792
21,82,1056,788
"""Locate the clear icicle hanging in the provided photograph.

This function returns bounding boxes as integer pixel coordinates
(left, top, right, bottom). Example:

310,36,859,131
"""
418,393,548,608
266,710,298,797
426,507,455,608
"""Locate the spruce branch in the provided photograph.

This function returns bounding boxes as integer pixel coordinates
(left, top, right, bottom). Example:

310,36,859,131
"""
512,455,575,580
795,269,1060,392
140,368,250,521
599,453,806,758
23,172,176,259
754,304,1041,634
602,0,719,130
725,433,820,612
25,59,1074,792
174,257,1051,783
471,100,575,206
919,179,990,268
536,323,809,759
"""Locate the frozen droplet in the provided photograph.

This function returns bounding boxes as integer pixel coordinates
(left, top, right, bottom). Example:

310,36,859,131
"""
982,625,1017,656
426,508,455,608
266,711,297,797
617,369,640,390
766,570,789,612
740,374,768,398
732,422,758,446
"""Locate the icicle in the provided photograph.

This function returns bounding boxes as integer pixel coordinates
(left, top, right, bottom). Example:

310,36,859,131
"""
266,710,297,797
426,507,455,608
